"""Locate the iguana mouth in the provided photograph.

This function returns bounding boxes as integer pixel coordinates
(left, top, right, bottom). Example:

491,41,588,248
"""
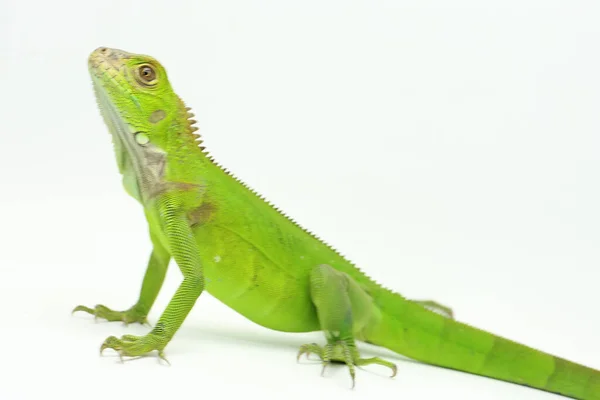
88,47,132,78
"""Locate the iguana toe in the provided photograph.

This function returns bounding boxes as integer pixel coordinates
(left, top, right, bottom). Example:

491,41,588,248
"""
297,341,397,388
100,333,170,364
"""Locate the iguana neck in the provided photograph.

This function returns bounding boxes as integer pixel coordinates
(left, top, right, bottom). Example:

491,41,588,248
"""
156,101,212,192
107,95,208,204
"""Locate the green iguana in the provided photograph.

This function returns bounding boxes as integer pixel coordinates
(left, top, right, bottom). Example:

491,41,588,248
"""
73,47,600,399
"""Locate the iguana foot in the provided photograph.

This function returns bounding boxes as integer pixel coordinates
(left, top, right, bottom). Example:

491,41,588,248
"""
297,341,397,388
72,304,150,326
100,333,169,364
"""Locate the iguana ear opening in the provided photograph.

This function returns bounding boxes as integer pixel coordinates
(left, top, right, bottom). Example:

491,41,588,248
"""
149,110,166,124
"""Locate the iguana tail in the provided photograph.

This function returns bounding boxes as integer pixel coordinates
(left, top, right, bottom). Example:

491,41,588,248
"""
364,295,600,399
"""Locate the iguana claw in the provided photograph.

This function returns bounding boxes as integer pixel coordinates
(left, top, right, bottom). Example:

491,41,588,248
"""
99,333,170,365
297,341,397,388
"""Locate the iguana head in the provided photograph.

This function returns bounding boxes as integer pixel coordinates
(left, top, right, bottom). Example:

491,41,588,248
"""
88,47,199,202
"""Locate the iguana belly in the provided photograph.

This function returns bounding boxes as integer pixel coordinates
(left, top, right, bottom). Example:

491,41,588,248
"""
192,224,321,332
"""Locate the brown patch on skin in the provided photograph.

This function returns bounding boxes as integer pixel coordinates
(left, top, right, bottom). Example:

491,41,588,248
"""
149,110,166,124
188,201,217,226
146,182,205,200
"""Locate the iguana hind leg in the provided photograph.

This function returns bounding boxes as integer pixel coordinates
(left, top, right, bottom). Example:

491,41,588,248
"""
73,233,170,325
298,264,397,387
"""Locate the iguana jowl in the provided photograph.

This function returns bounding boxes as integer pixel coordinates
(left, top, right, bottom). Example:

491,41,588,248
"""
74,47,600,399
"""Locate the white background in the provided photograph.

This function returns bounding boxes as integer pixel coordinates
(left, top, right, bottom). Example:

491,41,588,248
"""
2,1,600,399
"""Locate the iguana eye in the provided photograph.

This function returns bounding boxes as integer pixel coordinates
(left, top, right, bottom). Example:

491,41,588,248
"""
136,64,157,85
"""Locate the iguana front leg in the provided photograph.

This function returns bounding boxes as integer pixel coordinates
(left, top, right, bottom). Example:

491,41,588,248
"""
73,234,170,325
98,194,205,361
298,264,397,387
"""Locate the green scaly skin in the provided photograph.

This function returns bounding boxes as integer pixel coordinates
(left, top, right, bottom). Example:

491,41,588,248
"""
73,47,600,398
